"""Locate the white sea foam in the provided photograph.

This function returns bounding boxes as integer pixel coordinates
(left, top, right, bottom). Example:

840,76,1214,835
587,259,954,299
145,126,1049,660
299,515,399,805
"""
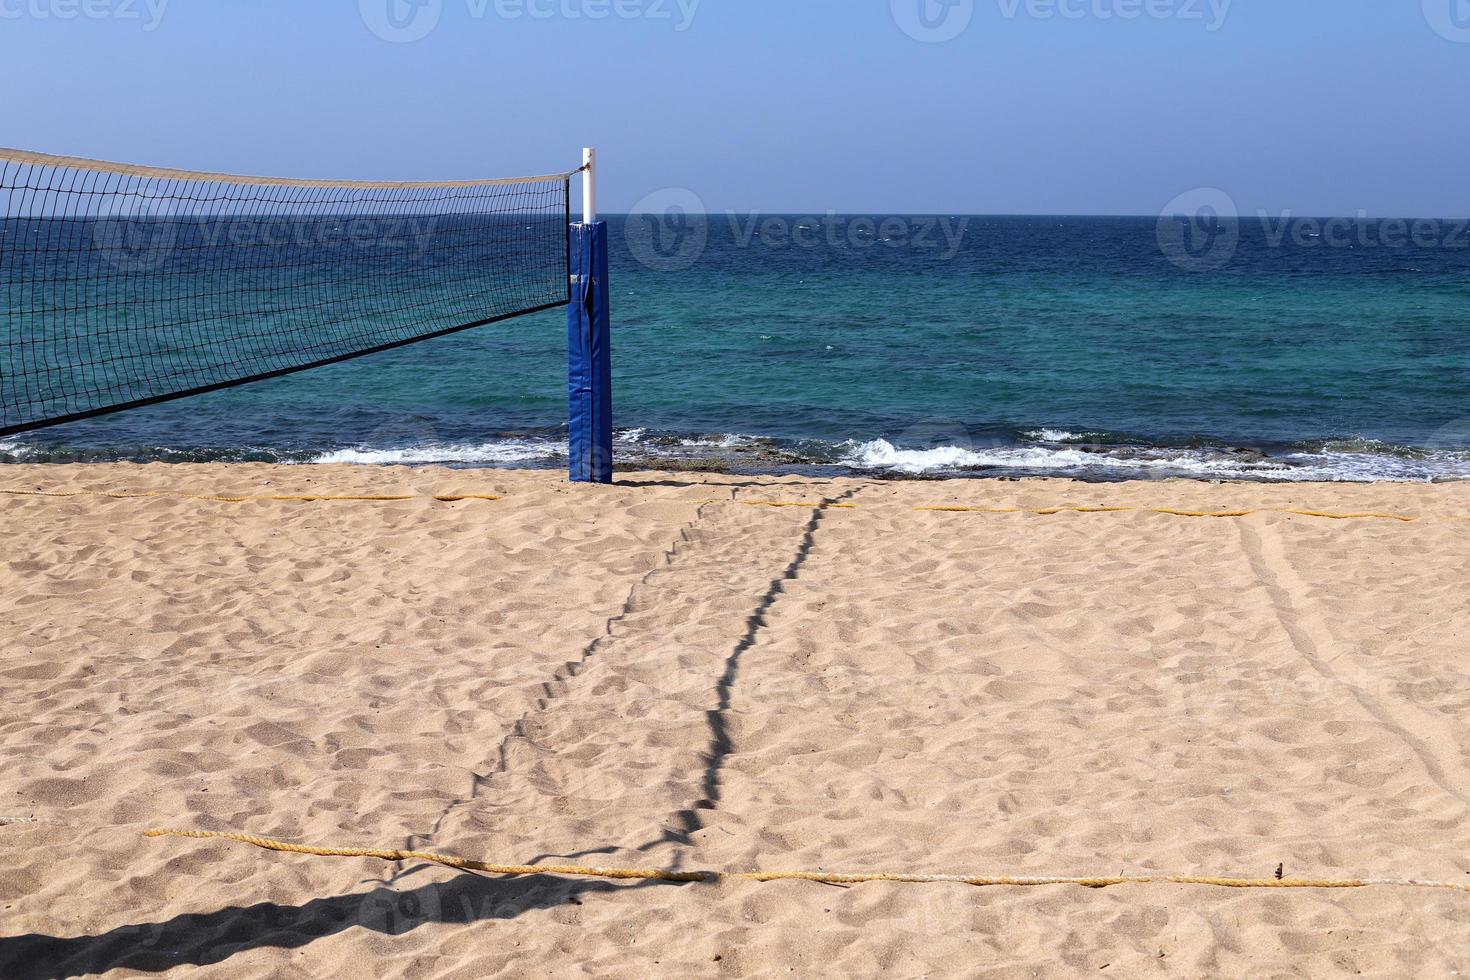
310,440,567,466
1022,429,1091,443
304,431,764,468
840,440,999,475
1274,448,1470,483
30,427,1462,483
678,433,755,449
840,438,1470,482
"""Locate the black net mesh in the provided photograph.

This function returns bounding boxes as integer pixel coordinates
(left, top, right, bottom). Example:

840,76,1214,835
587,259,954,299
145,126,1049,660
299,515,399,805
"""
0,151,572,437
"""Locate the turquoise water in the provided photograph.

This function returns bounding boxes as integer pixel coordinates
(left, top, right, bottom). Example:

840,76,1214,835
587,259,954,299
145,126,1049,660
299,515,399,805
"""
4,215,1470,481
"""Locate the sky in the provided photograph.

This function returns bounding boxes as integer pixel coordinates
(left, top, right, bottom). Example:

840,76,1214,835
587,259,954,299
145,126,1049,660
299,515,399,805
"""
1,0,1467,216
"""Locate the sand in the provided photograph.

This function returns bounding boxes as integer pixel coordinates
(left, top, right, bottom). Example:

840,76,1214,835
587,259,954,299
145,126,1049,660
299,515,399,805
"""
1,463,1469,978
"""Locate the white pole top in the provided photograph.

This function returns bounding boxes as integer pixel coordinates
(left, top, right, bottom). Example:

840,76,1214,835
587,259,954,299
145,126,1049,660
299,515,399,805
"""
582,147,596,224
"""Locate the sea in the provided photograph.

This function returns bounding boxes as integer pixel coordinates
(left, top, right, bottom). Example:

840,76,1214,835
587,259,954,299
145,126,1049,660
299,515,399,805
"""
4,213,1470,482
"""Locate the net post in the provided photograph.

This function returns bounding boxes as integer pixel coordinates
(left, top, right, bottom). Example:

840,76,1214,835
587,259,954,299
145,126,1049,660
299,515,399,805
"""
582,146,597,223
568,148,612,484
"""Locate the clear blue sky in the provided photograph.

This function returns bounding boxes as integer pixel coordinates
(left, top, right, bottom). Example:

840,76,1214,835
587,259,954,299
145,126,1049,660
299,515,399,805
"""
2,1,1466,215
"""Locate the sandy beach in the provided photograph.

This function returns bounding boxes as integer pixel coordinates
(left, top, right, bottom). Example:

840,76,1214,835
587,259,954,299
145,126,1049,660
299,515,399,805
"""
2,464,1469,978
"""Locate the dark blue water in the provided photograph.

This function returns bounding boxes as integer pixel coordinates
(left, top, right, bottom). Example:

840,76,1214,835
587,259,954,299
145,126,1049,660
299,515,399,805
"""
5,214,1470,481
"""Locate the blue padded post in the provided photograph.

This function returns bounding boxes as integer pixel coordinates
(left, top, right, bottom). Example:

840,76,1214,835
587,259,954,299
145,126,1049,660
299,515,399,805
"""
568,220,612,483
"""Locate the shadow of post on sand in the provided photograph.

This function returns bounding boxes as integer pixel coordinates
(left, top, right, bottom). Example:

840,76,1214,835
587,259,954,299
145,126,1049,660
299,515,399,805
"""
641,491,857,854
0,873,683,979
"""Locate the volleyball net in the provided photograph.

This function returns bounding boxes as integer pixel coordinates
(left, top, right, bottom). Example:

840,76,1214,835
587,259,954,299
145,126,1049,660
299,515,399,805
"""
0,148,578,438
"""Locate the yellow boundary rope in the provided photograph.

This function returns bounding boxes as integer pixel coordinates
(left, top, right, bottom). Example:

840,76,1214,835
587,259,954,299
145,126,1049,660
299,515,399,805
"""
144,829,1470,894
701,499,862,510
0,488,501,503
